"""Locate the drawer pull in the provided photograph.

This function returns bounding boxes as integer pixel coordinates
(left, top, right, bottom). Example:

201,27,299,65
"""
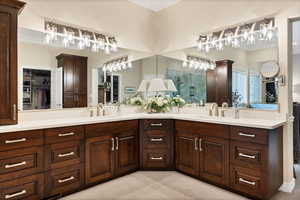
58,132,75,137
150,138,163,142
239,178,256,186
111,138,115,151
238,153,256,159
150,156,163,160
5,161,26,169
58,152,75,157
199,138,203,152
150,123,162,127
116,137,119,150
194,138,198,151
5,190,26,199
58,176,75,183
5,138,26,144
238,132,255,138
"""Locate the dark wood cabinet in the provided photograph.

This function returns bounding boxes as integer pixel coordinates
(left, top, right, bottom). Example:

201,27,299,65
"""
175,132,199,176
0,173,44,200
85,135,114,185
115,130,139,176
140,120,174,170
200,136,229,186
206,60,233,106
175,120,230,186
0,0,25,125
57,54,88,108
0,120,283,200
85,121,139,185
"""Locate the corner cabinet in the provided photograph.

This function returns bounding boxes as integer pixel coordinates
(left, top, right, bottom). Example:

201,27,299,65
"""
0,0,25,125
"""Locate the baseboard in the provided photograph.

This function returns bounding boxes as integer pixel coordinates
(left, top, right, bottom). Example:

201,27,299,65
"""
279,178,296,193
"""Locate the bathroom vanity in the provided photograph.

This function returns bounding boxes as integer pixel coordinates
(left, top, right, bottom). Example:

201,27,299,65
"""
0,114,284,200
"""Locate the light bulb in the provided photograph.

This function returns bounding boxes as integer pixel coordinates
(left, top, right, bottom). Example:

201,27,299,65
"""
105,46,110,54
127,62,132,68
182,61,187,67
205,45,210,53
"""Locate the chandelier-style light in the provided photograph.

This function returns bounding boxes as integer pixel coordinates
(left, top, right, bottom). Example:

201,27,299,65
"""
196,18,277,53
182,55,216,71
102,56,132,72
44,21,118,54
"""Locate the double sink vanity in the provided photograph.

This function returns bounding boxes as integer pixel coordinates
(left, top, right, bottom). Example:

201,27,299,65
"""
0,112,285,200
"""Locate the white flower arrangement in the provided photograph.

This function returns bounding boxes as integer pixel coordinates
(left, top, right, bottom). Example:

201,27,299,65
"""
143,96,170,113
170,95,186,108
129,95,143,106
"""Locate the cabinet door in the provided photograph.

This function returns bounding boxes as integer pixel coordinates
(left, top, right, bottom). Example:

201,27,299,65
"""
175,132,199,176
115,130,139,175
74,57,87,94
85,136,114,185
199,136,229,186
0,4,21,125
63,57,75,94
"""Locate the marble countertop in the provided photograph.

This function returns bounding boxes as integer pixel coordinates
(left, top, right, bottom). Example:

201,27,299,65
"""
0,113,286,133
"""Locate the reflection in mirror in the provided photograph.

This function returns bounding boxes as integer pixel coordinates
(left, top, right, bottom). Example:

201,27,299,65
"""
161,34,279,110
18,27,151,110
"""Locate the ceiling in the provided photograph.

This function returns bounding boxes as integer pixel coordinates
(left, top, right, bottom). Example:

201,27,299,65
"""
293,21,300,55
127,0,181,12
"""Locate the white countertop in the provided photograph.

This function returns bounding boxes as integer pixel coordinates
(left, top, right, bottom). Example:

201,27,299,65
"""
0,113,286,134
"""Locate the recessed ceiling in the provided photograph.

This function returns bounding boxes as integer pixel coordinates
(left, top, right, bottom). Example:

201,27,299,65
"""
128,0,181,12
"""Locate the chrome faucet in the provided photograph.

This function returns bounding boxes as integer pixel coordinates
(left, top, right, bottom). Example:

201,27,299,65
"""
97,103,104,116
221,102,228,117
116,102,121,113
233,107,239,119
210,103,219,117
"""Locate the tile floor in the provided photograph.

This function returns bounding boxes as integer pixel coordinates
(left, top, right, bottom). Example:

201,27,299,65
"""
62,166,300,200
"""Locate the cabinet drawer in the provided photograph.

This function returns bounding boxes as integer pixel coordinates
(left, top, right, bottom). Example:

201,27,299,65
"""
143,119,172,130
86,120,138,138
230,126,268,145
45,126,84,144
0,173,44,200
142,149,171,169
143,130,171,149
230,141,267,170
230,165,265,199
176,120,229,139
45,164,84,198
45,140,84,170
0,146,44,182
0,130,43,151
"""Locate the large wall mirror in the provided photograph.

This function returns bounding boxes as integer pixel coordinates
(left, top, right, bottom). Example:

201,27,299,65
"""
18,19,280,111
97,37,280,110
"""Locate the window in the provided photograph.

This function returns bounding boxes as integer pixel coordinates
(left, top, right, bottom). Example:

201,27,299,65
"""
165,69,206,103
249,72,262,104
232,69,247,105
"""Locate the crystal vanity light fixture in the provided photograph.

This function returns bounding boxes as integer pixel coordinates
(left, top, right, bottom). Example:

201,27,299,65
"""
102,56,132,73
44,21,118,54
196,18,277,53
182,55,216,71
